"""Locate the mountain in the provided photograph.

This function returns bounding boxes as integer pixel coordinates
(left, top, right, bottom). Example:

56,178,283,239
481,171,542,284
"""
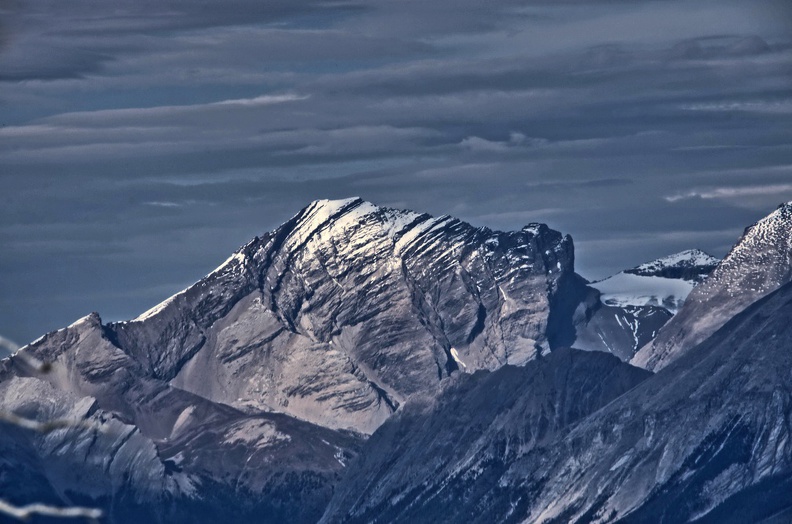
2,198,789,523
566,250,717,361
591,249,719,314
320,349,651,524
106,197,580,434
0,313,363,524
0,198,586,522
633,202,792,371
322,281,792,523
570,299,672,361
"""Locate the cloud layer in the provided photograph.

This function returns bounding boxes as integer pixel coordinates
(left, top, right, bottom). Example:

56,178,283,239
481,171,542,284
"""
1,0,791,343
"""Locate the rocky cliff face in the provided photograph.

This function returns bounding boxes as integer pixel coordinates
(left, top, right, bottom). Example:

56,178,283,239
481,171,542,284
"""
633,202,792,371
322,281,792,524
108,197,578,434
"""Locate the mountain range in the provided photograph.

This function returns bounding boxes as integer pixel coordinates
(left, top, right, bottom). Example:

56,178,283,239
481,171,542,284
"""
1,198,790,523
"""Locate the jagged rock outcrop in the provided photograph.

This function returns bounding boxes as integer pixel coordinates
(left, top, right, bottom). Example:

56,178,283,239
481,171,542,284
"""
633,202,792,371
322,281,792,523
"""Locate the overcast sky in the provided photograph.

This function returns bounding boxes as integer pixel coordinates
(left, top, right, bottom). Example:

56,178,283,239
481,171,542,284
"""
1,0,791,345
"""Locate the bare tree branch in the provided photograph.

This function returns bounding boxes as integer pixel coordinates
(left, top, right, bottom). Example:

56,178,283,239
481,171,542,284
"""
0,337,105,520
0,499,102,521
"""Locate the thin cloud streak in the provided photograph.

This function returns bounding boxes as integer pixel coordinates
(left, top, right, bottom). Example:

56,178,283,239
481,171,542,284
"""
665,183,792,202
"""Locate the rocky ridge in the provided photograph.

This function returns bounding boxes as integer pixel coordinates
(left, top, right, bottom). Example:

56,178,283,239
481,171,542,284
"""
633,202,792,371
107,197,579,434
322,281,792,523
0,312,362,524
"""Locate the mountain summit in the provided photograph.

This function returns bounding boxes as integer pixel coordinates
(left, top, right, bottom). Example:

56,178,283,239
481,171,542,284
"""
109,196,578,434
0,198,589,522
633,202,792,371
591,249,718,314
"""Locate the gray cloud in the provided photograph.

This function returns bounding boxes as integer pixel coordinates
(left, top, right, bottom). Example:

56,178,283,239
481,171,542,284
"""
0,0,790,343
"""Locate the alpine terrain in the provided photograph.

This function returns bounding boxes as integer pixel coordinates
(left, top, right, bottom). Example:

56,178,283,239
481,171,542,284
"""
1,198,789,524
323,280,792,523
633,202,792,371
571,250,718,361
0,198,591,523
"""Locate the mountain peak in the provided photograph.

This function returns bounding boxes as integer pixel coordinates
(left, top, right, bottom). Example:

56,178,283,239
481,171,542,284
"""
103,198,578,434
589,249,719,314
632,202,792,371
625,248,719,280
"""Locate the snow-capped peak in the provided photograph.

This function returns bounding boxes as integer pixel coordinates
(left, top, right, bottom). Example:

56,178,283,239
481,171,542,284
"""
591,249,719,314
626,249,719,279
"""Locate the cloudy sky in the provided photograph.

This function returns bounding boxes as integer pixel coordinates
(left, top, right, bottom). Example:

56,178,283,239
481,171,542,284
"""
1,0,791,345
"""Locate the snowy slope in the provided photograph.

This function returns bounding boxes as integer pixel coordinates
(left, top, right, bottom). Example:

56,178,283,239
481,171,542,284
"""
591,249,718,314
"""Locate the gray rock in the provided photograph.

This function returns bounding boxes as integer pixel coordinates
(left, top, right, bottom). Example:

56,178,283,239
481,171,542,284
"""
322,281,792,524
0,312,363,524
107,197,578,434
320,348,651,524
633,202,792,371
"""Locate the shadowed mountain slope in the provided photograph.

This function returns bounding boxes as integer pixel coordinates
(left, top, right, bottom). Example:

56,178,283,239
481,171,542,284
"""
323,282,792,523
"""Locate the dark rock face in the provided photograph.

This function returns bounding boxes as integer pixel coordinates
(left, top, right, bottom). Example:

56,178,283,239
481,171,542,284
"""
573,301,672,361
634,202,792,371
320,349,651,524
323,282,792,524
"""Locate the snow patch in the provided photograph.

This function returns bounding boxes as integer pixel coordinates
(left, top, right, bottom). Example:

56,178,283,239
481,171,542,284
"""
394,216,442,254
67,314,97,329
632,249,719,276
450,347,467,369
132,292,182,322
206,251,247,277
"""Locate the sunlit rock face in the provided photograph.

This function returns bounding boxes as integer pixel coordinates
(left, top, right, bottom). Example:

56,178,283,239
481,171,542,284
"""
109,197,578,434
0,312,363,524
0,197,582,523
